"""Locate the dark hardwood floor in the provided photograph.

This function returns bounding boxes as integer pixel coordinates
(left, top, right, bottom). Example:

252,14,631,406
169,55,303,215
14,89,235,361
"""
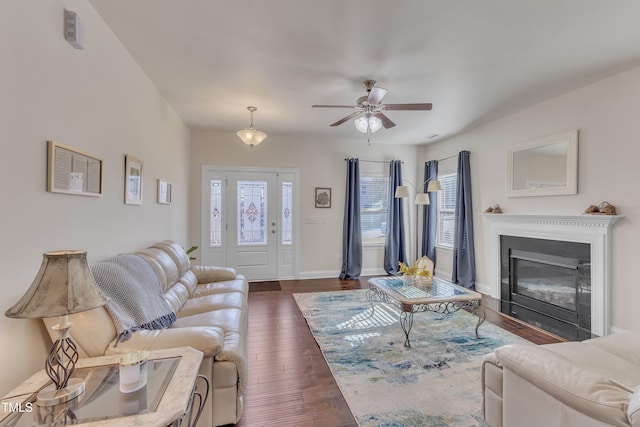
235,277,564,427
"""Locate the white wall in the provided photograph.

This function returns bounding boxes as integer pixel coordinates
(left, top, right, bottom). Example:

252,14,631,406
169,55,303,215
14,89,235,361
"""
190,131,420,278
422,64,640,333
0,1,190,395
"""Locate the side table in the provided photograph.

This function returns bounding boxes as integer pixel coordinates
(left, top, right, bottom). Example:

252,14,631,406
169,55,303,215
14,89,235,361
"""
0,347,205,427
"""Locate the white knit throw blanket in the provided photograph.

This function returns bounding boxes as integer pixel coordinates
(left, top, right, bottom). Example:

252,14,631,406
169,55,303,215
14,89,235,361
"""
91,253,176,343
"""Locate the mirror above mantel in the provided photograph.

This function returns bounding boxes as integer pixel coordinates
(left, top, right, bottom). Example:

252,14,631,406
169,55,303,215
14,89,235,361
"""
507,130,578,197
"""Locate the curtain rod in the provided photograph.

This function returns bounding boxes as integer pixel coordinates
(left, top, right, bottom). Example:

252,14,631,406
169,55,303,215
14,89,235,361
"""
344,158,403,164
436,154,458,162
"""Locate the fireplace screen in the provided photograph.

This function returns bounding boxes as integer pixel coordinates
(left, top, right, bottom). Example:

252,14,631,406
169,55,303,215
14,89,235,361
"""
500,236,592,341
512,251,579,312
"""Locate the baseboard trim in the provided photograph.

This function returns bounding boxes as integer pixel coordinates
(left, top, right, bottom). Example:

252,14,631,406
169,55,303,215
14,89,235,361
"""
298,268,387,280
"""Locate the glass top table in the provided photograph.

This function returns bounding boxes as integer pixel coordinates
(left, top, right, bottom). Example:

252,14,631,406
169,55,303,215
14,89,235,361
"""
367,276,486,347
0,347,204,427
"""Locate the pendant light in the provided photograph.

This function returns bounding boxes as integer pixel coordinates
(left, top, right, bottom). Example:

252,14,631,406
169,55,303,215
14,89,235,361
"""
237,106,267,148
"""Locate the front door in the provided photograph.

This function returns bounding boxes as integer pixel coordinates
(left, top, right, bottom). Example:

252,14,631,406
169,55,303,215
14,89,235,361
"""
201,166,298,281
226,171,277,280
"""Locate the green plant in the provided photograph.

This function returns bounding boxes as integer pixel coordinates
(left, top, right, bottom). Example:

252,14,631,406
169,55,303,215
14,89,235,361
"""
185,245,198,261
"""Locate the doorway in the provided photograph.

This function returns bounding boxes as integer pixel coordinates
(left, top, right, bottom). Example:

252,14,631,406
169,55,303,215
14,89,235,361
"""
200,166,299,281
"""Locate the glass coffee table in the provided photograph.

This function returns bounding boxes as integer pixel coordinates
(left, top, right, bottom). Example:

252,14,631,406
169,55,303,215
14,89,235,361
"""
367,276,486,348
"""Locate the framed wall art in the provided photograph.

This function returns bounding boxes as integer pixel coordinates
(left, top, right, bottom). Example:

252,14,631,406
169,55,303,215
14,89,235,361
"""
47,140,103,197
315,187,331,208
124,155,143,205
157,179,172,204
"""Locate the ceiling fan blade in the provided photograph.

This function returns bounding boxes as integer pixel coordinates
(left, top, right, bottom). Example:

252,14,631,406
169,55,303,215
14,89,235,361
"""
330,111,362,127
312,104,356,108
367,86,387,105
374,112,396,129
384,103,433,111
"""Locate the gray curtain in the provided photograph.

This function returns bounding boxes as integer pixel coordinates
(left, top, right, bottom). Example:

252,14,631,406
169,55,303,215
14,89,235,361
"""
339,158,363,279
384,160,407,274
421,160,438,263
452,151,476,289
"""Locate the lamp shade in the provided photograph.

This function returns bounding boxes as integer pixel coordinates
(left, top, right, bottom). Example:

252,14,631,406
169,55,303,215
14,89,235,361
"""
237,106,267,148
236,127,267,147
5,250,108,319
427,180,442,192
414,193,431,205
395,185,410,198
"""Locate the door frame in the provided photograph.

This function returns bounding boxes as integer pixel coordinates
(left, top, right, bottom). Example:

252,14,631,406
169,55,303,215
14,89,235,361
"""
200,165,300,280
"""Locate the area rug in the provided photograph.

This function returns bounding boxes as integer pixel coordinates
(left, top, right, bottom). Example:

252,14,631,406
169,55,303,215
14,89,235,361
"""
293,289,531,427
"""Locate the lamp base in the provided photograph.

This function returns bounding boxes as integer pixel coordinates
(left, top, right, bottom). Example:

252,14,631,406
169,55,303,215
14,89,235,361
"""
36,378,85,406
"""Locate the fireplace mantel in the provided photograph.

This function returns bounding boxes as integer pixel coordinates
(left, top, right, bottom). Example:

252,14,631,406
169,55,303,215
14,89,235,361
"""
481,213,623,228
482,213,623,336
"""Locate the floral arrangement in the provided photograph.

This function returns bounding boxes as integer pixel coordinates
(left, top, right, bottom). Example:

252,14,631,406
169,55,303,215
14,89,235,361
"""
398,260,432,278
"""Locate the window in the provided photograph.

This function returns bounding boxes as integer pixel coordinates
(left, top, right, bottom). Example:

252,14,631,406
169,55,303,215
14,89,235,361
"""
437,173,457,247
281,182,293,245
360,175,389,245
209,179,223,247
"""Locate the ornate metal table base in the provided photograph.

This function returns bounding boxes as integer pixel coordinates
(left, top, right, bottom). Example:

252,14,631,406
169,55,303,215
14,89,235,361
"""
366,285,486,348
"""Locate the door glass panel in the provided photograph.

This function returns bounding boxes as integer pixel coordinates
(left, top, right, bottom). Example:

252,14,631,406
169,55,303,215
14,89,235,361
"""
238,180,267,245
282,182,292,245
210,180,222,247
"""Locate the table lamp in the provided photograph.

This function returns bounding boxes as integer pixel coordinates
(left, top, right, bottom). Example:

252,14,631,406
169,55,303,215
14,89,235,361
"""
5,250,109,406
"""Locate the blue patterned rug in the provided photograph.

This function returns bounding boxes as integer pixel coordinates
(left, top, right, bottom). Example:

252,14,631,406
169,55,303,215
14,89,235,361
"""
293,289,530,427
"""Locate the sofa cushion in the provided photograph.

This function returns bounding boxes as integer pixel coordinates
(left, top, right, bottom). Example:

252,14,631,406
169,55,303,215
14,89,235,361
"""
138,248,180,291
174,308,248,394
495,344,632,426
192,277,248,298
179,292,247,317
104,325,224,358
586,331,640,367
152,240,191,277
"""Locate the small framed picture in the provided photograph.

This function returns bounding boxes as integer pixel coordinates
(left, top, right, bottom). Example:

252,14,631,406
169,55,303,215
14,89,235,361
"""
157,179,172,204
315,187,331,208
47,141,103,197
124,155,143,205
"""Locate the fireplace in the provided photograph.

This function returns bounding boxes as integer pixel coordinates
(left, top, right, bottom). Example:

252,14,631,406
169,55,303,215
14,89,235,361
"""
500,236,592,341
482,213,622,338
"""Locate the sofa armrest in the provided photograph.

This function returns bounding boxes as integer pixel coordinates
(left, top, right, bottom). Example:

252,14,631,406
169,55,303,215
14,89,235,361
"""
191,265,237,283
495,344,631,426
104,326,224,358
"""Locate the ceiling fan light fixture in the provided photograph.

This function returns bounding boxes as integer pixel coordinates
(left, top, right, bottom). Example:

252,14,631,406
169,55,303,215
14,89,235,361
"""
354,116,369,133
368,116,383,133
237,106,267,148
354,115,382,133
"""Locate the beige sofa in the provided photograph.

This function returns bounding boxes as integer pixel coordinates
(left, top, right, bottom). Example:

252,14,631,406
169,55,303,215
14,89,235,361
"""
43,240,248,427
482,332,640,427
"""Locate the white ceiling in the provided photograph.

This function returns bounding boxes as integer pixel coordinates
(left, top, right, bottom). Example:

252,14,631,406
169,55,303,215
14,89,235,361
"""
89,0,640,145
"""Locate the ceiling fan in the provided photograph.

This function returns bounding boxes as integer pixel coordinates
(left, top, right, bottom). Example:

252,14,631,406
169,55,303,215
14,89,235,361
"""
312,79,433,134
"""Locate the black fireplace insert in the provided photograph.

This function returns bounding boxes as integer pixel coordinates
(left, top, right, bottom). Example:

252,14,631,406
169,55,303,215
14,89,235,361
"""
500,236,593,341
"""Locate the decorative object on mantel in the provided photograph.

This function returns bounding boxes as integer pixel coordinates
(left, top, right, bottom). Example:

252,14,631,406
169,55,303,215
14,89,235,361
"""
484,204,503,213
584,201,617,215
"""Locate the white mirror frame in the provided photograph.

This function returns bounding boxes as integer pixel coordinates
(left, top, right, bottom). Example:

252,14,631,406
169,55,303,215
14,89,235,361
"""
506,130,578,197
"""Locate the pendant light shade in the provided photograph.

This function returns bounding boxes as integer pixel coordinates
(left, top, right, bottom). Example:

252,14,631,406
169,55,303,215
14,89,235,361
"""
237,106,267,148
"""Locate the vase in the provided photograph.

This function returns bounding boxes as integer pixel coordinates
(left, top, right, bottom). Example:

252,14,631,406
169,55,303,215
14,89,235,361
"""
403,274,414,287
